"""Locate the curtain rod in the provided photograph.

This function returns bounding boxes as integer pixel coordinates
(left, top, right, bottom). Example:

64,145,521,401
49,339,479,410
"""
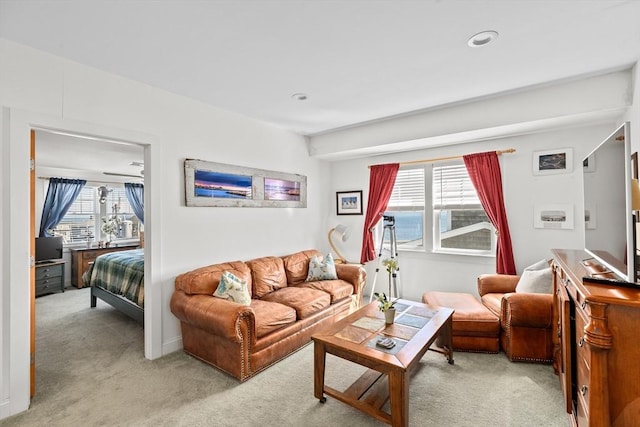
37,176,134,186
368,148,516,168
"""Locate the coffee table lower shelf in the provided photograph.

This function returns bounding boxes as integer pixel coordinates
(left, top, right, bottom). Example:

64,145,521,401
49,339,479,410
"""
321,368,395,424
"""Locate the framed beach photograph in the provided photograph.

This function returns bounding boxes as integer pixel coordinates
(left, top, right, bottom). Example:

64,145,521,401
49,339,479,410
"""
533,148,573,175
533,203,574,229
336,190,363,215
185,159,307,208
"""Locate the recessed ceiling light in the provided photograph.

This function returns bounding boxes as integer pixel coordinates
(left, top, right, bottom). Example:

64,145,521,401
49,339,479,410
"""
467,30,499,47
292,93,308,101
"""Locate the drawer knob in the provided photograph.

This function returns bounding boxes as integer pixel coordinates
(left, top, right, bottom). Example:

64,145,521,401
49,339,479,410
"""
581,301,587,310
578,336,585,347
580,385,588,396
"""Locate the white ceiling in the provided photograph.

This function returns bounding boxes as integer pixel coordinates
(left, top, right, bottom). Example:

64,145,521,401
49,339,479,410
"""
2,0,640,137
2,0,640,174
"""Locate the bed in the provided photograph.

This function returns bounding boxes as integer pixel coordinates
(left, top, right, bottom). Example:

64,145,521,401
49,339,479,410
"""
83,248,144,325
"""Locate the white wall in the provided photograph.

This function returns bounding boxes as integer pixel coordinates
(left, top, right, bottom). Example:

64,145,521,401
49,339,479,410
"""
0,39,331,419
327,124,617,301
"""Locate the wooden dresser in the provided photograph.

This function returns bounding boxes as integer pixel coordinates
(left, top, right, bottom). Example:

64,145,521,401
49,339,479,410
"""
70,245,139,288
551,249,640,427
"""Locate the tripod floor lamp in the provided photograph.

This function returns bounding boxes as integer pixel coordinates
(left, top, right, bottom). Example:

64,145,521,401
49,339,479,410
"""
328,224,350,264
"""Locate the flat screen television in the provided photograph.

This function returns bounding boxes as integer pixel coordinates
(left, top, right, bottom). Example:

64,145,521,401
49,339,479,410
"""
35,236,63,263
582,121,636,284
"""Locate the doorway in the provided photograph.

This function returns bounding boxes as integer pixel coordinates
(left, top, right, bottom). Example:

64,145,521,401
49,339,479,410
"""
31,126,150,397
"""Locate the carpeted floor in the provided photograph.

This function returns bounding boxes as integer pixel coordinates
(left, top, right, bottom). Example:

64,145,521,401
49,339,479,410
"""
1,287,567,427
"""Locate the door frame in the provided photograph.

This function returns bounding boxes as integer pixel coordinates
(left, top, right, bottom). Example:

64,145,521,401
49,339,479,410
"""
1,108,162,418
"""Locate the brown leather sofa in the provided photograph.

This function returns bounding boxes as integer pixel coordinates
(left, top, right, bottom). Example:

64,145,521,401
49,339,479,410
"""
170,249,366,381
477,274,554,363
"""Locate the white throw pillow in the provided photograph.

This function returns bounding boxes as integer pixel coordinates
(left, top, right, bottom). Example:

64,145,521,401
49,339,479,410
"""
524,258,551,271
213,271,251,305
306,253,338,281
515,268,553,294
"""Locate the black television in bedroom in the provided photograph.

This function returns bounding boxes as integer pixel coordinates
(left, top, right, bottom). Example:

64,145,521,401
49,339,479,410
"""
582,121,637,285
35,236,63,263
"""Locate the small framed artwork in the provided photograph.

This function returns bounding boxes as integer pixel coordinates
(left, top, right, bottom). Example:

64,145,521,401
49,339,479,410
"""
533,148,573,175
336,190,363,215
533,204,574,229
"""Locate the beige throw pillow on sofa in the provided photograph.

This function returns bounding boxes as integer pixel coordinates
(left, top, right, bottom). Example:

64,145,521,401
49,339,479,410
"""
213,271,252,305
515,268,553,294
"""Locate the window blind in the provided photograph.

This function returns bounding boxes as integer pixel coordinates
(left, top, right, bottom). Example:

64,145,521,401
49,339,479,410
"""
433,163,481,210
387,168,425,210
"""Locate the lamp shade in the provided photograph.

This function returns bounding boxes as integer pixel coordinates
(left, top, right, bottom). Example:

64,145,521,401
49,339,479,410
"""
333,224,350,242
328,224,350,263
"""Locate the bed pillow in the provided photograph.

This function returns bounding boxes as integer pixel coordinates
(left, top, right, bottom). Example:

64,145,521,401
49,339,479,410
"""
213,271,252,305
515,268,553,294
306,253,338,281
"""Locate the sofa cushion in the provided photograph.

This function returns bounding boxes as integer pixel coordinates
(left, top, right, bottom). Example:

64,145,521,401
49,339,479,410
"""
261,287,331,319
306,253,338,281
296,279,353,303
213,271,251,305
515,268,553,294
250,299,297,338
480,293,503,318
246,256,288,298
175,261,252,296
282,249,321,285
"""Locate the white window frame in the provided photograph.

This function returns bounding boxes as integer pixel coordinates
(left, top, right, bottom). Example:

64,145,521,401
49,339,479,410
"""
432,161,496,256
49,182,141,248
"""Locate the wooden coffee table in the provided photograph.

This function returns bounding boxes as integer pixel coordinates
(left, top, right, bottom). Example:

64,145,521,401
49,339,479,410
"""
312,299,453,427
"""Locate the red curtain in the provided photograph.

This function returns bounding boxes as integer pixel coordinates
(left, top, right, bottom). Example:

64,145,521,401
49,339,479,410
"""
463,152,516,275
360,163,400,264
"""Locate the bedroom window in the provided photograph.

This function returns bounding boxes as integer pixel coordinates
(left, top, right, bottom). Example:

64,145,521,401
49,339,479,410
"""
432,162,495,255
52,185,140,245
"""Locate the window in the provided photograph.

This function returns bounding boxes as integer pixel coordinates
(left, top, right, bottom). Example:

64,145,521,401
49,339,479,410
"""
382,161,496,256
51,184,140,245
383,167,425,250
433,162,495,254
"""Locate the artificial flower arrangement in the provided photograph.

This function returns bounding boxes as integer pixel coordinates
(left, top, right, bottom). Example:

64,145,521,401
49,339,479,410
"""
382,258,399,274
101,215,121,242
373,292,398,312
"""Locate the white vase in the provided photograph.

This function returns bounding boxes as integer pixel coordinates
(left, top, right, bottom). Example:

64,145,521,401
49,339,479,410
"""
384,308,396,325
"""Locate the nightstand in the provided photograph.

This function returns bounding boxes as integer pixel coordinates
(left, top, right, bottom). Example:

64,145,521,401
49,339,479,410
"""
35,260,66,297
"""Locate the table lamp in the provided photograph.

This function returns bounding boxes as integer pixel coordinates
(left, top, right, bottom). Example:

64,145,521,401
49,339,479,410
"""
328,224,350,264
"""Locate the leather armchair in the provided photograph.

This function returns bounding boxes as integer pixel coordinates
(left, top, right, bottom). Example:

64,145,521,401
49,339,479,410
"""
477,274,554,363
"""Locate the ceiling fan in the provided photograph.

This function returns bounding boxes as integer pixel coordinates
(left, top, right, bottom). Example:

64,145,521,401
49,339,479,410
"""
103,161,144,179
103,171,143,179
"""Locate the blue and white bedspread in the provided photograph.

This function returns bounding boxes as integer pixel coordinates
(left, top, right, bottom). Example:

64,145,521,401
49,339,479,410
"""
83,249,144,308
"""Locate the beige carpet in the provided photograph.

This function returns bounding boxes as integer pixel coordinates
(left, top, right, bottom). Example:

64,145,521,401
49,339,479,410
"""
0,287,567,427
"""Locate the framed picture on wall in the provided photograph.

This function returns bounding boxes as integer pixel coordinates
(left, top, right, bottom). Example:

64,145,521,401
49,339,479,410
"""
533,148,573,175
336,190,363,215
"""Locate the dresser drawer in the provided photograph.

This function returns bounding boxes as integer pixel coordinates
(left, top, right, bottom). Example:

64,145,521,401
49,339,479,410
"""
35,263,63,280
574,308,590,368
575,349,590,420
36,278,61,294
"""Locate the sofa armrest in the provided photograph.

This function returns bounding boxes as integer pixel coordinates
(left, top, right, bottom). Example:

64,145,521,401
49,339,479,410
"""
477,274,520,297
335,263,367,306
501,293,553,328
170,290,255,343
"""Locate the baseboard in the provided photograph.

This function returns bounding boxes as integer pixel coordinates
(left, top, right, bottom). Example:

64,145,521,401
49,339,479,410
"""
162,335,183,355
